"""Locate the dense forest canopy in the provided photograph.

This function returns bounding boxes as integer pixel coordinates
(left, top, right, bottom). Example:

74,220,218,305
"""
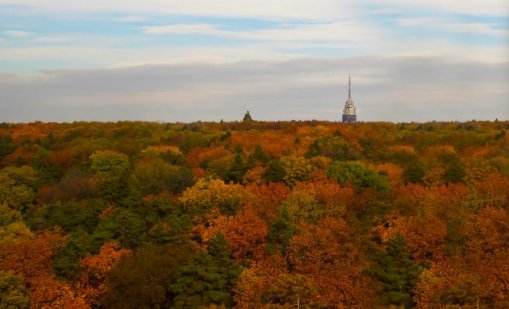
0,120,508,308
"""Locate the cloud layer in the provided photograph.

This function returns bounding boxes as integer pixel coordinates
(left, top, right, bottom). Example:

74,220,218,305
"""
0,0,507,122
1,56,507,122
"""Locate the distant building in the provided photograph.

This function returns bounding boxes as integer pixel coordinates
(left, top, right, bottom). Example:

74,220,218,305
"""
342,75,357,123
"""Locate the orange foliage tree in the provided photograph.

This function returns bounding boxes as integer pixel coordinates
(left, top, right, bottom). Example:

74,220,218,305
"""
0,231,88,308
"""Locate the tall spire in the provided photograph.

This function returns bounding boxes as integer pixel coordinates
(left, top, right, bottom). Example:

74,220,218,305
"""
342,74,357,123
348,74,351,100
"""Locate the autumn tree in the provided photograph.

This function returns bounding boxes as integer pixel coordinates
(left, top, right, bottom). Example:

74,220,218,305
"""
280,190,324,224
77,241,130,307
0,270,30,309
402,160,426,184
101,244,195,309
89,150,131,203
0,166,36,211
131,157,194,195
327,161,389,192
306,134,358,161
262,273,317,307
180,178,247,215
0,231,88,307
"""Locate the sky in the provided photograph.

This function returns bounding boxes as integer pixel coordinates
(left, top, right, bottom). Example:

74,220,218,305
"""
0,0,508,122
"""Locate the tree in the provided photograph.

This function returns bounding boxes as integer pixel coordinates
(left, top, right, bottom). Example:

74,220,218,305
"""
0,134,14,159
305,135,355,161
131,158,194,195
0,202,22,226
78,241,130,307
0,270,30,309
90,150,131,202
89,150,129,176
247,145,269,167
281,190,324,224
263,160,286,183
371,234,423,308
171,233,241,308
0,231,88,307
53,236,89,281
45,199,103,233
180,178,247,215
443,160,465,183
221,208,268,263
373,211,448,264
0,167,36,211
279,156,313,186
403,160,425,184
193,207,268,264
92,208,146,249
327,161,389,192
0,221,33,245
101,244,195,309
243,111,253,122
288,217,374,307
245,182,290,223
263,273,317,307
266,207,293,255
54,233,92,278
225,145,247,183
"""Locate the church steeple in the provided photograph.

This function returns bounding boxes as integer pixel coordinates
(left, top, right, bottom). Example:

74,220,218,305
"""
342,75,357,123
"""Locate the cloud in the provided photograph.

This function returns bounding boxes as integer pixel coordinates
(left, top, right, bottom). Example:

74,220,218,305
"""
445,23,509,37
143,24,220,35
2,0,507,19
34,36,69,43
381,0,508,17
1,0,506,74
397,18,509,37
3,30,31,38
117,15,146,22
142,21,375,42
0,56,507,122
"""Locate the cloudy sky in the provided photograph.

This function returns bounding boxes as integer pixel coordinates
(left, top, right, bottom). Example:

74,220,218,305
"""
0,1,508,122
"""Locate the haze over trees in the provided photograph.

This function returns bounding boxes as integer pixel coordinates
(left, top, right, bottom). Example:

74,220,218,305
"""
0,120,508,308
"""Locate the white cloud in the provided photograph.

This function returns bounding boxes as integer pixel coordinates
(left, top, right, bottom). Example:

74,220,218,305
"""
34,36,69,43
0,0,355,20
117,15,146,22
3,30,31,38
381,0,508,17
1,0,507,18
397,18,509,37
143,21,376,43
446,22,509,37
143,24,219,35
397,17,440,27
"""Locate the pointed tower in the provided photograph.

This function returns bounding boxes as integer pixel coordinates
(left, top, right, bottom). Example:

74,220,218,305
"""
342,75,357,123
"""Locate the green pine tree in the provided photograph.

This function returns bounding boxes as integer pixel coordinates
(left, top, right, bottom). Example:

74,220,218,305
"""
171,233,241,308
266,207,294,255
225,145,246,184
372,234,423,308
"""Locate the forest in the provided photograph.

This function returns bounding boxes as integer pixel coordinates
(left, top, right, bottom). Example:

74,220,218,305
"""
0,120,508,308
